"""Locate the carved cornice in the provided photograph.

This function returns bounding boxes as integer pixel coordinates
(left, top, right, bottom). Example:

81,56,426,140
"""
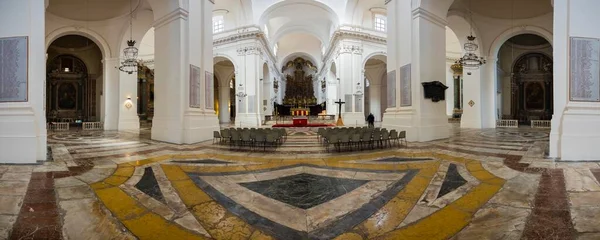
411,8,447,29
153,8,189,30
237,45,262,56
339,44,363,55
213,25,282,79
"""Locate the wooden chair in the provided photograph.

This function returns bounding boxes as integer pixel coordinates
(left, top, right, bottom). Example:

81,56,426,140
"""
399,131,407,147
213,131,222,144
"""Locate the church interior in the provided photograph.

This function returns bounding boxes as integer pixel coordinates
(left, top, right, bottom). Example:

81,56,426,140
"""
1,0,600,239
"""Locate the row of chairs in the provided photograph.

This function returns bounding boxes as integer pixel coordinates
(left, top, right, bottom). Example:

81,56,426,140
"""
317,127,406,152
213,128,287,151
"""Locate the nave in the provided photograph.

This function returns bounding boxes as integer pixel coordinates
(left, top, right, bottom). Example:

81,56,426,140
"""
0,125,595,239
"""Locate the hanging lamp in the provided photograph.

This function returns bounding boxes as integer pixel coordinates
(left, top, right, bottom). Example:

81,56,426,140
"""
458,0,486,70
118,0,139,74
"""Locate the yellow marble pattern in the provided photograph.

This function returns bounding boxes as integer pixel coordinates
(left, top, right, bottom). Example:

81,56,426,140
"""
90,150,506,240
91,164,209,240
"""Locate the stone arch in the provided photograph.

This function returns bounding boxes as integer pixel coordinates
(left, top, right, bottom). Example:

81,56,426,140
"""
414,0,455,20
46,26,112,59
362,52,387,69
488,26,553,58
117,9,154,58
145,0,185,21
447,11,484,57
213,55,237,86
280,52,319,71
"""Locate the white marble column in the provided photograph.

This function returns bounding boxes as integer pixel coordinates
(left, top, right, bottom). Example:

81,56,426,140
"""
338,41,365,126
551,0,600,160
0,0,47,163
369,83,382,121
460,68,483,128
117,71,140,131
219,85,230,123
151,1,219,144
102,58,120,130
234,46,262,127
384,3,449,141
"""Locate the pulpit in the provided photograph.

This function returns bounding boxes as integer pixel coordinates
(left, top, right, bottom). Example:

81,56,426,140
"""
292,116,308,126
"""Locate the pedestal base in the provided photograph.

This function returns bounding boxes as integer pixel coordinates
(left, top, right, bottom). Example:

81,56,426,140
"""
336,117,344,126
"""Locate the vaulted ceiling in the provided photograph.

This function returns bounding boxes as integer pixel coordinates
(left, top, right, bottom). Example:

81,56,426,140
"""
47,0,141,21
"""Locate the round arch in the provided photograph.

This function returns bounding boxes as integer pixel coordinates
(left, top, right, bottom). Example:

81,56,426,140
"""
414,0,454,20
488,26,553,58
272,27,328,49
214,54,238,72
362,52,387,69
46,27,112,59
447,11,484,56
258,0,340,27
213,55,237,86
280,52,320,71
145,0,185,21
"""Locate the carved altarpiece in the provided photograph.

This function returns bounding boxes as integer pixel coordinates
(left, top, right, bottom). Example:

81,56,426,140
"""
511,53,553,122
46,55,96,122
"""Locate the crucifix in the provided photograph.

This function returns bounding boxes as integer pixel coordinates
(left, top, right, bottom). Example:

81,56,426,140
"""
334,98,345,126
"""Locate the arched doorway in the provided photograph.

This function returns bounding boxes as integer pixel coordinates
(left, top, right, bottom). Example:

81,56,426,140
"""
498,34,553,124
214,57,236,124
46,35,102,124
363,55,387,123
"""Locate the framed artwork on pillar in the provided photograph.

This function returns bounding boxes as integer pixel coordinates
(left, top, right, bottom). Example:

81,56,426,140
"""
189,64,201,108
400,64,412,107
387,70,396,107
205,71,214,109
569,37,600,102
0,36,28,102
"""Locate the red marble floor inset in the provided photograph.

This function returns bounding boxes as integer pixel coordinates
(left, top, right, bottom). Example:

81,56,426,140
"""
10,172,61,240
521,169,575,240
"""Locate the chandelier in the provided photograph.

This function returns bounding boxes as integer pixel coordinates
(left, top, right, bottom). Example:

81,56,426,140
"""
458,35,486,69
458,0,485,70
118,0,138,74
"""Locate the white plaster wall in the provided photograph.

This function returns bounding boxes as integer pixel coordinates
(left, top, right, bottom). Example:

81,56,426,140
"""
0,0,46,163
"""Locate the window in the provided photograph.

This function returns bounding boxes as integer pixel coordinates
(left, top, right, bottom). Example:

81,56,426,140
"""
213,15,224,33
374,14,386,32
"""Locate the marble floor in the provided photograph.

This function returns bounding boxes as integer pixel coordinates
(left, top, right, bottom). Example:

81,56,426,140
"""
1,125,600,239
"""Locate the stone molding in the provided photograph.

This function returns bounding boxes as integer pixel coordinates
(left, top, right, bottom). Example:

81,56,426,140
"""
153,8,189,30
411,7,447,29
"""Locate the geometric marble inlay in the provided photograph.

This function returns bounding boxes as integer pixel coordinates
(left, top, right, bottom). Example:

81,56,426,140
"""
375,157,433,162
437,163,467,198
171,159,231,164
134,167,166,204
186,165,418,239
240,173,368,209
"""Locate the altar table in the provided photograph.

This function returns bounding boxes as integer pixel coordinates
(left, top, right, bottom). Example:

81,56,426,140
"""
292,117,308,126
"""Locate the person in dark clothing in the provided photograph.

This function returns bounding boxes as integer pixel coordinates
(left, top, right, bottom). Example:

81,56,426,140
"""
367,113,375,128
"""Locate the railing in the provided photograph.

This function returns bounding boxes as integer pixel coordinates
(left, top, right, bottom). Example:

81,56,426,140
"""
82,122,103,131
496,119,518,128
531,120,551,129
47,122,69,131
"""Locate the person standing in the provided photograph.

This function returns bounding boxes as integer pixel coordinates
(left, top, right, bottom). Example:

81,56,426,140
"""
367,113,375,128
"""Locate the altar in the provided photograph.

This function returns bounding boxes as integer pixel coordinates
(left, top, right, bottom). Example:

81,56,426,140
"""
292,116,308,126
